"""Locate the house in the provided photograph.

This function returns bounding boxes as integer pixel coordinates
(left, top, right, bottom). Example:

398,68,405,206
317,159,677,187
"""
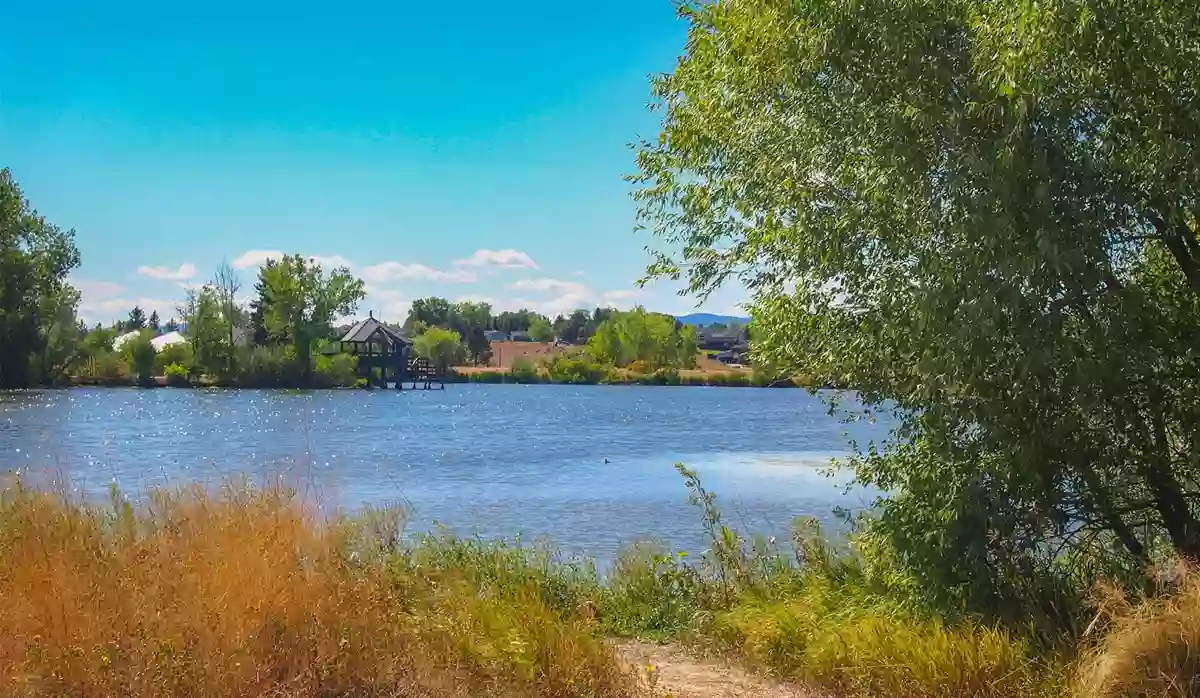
111,330,141,352
150,331,187,353
484,330,508,342
696,326,747,351
509,330,532,342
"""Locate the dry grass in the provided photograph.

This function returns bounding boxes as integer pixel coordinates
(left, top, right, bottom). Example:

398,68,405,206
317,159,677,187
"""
0,479,635,698
1074,570,1200,698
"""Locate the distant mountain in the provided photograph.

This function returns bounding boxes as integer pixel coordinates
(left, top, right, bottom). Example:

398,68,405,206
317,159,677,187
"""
674,312,750,327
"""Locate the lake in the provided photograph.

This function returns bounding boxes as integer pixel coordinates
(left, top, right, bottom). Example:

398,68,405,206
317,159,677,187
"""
0,385,891,561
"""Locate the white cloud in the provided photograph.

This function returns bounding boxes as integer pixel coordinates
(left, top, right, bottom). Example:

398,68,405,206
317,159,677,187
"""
79,296,181,324
360,285,411,322
309,254,353,269
456,293,497,306
231,249,285,269
360,261,476,284
71,278,127,299
453,248,538,270
599,288,645,310
506,278,587,295
508,293,593,318
137,263,197,281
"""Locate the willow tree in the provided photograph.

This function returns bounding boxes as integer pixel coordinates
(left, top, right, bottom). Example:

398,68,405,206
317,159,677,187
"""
635,0,1200,629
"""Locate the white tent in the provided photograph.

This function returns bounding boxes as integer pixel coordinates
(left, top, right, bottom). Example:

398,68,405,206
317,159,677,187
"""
111,330,141,352
151,331,187,353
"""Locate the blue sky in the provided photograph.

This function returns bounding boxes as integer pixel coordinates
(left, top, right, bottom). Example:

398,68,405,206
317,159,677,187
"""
0,0,747,324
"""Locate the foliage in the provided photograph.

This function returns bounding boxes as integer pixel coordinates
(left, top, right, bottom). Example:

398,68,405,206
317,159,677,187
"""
228,345,300,388
587,307,697,370
211,260,242,374
553,309,591,344
181,285,229,377
510,356,540,383
163,362,190,387
406,298,497,365
34,285,83,385
494,309,546,334
0,169,81,388
155,342,194,374
0,479,633,698
311,351,359,388
147,310,160,332
257,254,365,380
635,0,1200,633
75,353,132,385
528,315,554,343
127,334,157,385
413,327,464,374
125,306,146,332
543,351,610,385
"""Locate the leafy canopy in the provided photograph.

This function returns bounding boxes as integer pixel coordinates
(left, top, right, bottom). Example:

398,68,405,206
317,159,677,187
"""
0,169,81,388
636,0,1200,631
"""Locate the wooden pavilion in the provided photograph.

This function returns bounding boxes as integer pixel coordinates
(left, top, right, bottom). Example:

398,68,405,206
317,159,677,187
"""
336,314,441,389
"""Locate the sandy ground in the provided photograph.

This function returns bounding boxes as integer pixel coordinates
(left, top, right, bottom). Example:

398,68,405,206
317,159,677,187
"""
617,641,807,698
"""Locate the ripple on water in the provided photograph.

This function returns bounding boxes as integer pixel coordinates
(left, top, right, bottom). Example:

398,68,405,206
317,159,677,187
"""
0,385,892,561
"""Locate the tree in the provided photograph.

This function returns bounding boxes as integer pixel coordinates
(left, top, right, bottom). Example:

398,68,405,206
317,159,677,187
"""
181,286,229,377
148,310,160,333
413,327,464,374
585,307,697,369
35,285,83,384
405,297,455,331
554,309,591,344
212,260,242,372
0,169,81,388
257,254,365,380
495,309,540,333
164,317,180,333
126,306,146,331
452,301,493,365
635,0,1200,630
528,315,554,343
128,333,156,385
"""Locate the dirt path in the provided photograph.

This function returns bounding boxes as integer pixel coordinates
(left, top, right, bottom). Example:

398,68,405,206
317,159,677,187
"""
616,641,807,698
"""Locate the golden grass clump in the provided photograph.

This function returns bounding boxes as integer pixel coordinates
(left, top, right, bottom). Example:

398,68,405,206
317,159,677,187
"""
1074,570,1200,698
708,575,1057,698
0,480,634,698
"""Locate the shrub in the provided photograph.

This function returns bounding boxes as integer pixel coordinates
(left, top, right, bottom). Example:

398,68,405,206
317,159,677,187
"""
510,356,540,383
462,370,508,384
312,352,358,388
76,353,132,385
600,542,704,639
155,342,194,373
163,363,190,387
231,345,298,388
128,335,157,385
544,351,610,385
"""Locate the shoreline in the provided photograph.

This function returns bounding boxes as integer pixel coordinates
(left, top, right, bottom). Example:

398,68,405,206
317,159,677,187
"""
54,372,817,390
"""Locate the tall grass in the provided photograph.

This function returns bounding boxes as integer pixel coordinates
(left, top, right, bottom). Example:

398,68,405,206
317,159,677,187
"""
0,479,634,698
594,465,1063,698
6,467,1200,698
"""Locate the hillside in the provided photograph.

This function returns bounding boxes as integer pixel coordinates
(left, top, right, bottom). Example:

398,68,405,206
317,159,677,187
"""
674,312,749,327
